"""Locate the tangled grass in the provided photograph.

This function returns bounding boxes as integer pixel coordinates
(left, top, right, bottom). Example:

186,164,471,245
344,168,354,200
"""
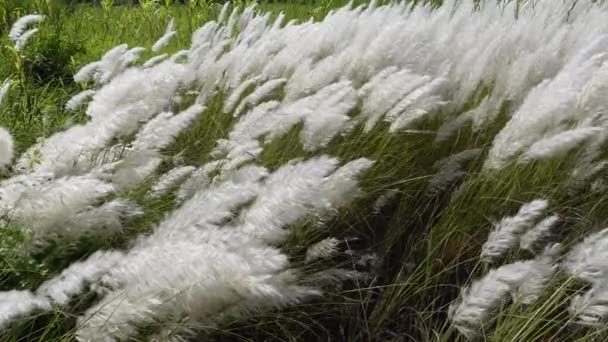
0,0,607,341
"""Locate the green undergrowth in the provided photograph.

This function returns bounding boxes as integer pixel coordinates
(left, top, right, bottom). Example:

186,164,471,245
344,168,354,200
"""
0,0,605,341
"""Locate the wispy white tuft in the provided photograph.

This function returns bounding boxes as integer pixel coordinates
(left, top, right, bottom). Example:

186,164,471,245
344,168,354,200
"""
0,291,50,328
237,156,340,243
74,163,317,340
520,127,602,162
9,14,44,42
223,76,261,113
132,104,205,152
119,47,146,70
570,284,608,326
94,44,131,84
388,76,448,132
175,166,212,203
305,238,341,263
9,175,117,247
449,262,534,339
36,250,124,305
234,78,286,116
449,246,560,338
480,199,549,263
238,156,371,244
317,158,374,211
0,127,14,168
570,160,608,193
210,139,263,172
563,228,608,284
65,90,96,111
143,53,169,68
112,151,163,191
0,80,12,106
14,28,39,51
359,68,426,132
511,244,561,305
519,215,560,252
229,81,356,151
218,2,231,23
73,61,101,84
147,165,196,198
486,37,608,169
152,19,177,52
69,199,143,236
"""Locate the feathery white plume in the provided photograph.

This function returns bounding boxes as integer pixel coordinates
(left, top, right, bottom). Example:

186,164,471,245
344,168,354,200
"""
238,156,371,243
305,238,341,263
480,199,549,263
229,81,356,151
563,228,608,284
119,47,146,68
234,78,286,116
521,127,602,162
210,139,263,172
299,82,357,151
570,284,608,326
359,68,423,132
94,44,130,84
70,157,366,339
74,165,272,340
449,262,535,339
143,53,169,68
218,2,231,23
317,158,374,211
69,199,143,236
152,18,177,52
449,246,560,338
0,291,50,328
175,166,212,203
511,244,561,305
7,175,116,245
73,61,101,84
244,89,348,152
519,215,560,252
36,251,124,305
9,14,44,42
112,150,163,191
0,127,14,168
0,80,12,106
15,28,39,51
65,90,96,111
147,166,196,198
388,77,448,132
132,104,205,152
486,36,608,169
223,76,261,113
237,156,340,243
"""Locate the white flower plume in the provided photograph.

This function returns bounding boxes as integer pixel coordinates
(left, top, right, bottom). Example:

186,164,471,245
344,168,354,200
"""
152,18,177,52
563,228,608,284
9,14,44,43
449,245,561,338
480,199,549,263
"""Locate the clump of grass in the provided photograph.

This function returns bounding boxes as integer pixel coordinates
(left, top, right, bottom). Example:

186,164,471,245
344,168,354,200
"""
0,0,606,341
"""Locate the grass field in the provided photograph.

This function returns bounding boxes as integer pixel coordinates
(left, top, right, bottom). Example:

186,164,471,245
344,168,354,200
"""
0,0,606,341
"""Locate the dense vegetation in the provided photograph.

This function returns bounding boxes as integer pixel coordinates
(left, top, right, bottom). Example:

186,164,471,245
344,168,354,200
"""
0,0,606,341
